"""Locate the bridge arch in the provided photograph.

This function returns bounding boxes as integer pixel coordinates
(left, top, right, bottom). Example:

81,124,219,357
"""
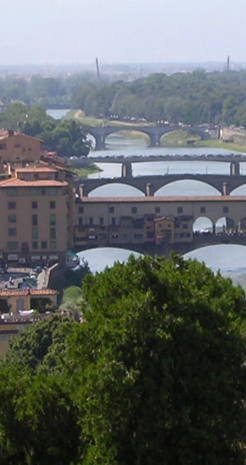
89,125,209,150
193,216,213,232
88,183,145,197
154,179,221,196
215,216,236,234
103,128,151,147
230,184,246,195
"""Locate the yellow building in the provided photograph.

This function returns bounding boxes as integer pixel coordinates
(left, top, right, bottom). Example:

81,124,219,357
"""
0,161,72,266
0,288,58,314
154,217,175,244
0,131,42,172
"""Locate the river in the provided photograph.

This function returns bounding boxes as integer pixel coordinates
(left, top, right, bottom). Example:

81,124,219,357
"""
47,112,246,288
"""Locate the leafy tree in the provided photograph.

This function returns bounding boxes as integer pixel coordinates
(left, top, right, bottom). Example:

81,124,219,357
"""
68,255,246,465
2,314,75,373
60,285,85,320
0,369,80,465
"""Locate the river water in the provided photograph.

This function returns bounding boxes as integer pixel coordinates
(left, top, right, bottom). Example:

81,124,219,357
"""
47,113,246,288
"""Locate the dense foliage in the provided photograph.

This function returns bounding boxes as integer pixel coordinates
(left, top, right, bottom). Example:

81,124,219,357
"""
2,70,246,128
72,70,246,126
2,255,246,464
0,103,90,157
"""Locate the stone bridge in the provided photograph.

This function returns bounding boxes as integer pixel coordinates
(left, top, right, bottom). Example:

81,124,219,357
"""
75,173,246,196
89,125,210,150
75,233,246,258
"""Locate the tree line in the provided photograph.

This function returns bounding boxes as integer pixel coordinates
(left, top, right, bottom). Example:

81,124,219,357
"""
1,255,246,464
72,69,246,126
2,70,246,126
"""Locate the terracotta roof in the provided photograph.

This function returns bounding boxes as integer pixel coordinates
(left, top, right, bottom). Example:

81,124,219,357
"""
80,196,246,202
0,177,68,187
0,131,43,142
0,289,58,297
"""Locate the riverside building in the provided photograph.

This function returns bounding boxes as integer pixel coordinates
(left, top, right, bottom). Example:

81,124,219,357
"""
0,132,74,267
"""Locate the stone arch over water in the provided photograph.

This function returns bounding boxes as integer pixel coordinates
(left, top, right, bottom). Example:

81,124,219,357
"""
88,183,145,197
154,180,221,197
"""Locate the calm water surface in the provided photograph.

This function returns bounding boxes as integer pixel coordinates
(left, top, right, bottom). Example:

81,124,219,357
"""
80,134,246,288
46,109,70,119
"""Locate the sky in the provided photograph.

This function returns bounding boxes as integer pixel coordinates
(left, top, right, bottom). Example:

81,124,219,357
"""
1,0,246,65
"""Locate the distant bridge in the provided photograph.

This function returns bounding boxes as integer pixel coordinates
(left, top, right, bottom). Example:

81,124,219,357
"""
88,125,211,150
75,233,246,258
75,172,246,196
71,155,243,178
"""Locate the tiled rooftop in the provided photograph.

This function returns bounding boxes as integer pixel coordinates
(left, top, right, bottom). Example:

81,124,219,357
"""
0,177,67,187
0,289,58,297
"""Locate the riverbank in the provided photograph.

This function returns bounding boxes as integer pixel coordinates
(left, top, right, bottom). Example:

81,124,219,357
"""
73,163,102,178
65,110,246,153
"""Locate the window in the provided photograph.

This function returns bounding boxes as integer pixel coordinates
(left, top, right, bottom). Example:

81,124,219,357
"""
32,228,38,239
30,187,39,196
109,207,114,213
0,144,6,149
177,207,183,214
155,207,160,213
133,233,143,239
100,217,104,226
41,188,46,196
200,206,206,213
7,187,17,196
223,206,229,213
183,224,188,229
49,214,56,226
50,241,57,250
132,207,137,214
50,201,56,209
8,201,16,209
8,228,17,237
32,201,38,209
8,214,16,223
32,241,38,250
78,206,84,213
32,215,38,226
7,242,18,250
47,187,57,195
50,228,56,239
41,241,47,250
89,217,93,226
24,174,30,181
147,232,154,239
34,173,39,180
112,217,116,226
79,217,83,226
15,144,21,148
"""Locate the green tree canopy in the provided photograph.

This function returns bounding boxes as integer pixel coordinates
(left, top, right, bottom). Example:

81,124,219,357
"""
2,314,75,373
68,255,246,465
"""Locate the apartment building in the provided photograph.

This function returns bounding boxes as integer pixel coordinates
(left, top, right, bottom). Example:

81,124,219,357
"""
0,130,42,172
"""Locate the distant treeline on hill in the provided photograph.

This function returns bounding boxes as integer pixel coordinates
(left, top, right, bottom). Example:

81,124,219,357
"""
1,70,246,126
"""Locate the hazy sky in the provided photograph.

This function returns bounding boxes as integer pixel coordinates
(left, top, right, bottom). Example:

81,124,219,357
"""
1,0,246,65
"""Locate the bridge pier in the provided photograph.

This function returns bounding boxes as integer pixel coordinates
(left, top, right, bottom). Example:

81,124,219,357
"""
222,182,228,196
230,161,240,176
121,162,132,178
149,132,161,147
79,184,88,197
94,134,106,151
146,183,153,196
